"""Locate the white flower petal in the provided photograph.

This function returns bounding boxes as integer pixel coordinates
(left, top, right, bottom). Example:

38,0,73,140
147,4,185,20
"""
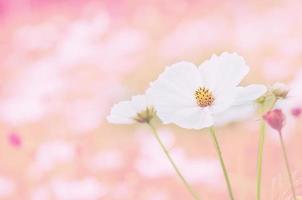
150,61,203,103
199,52,249,93
234,84,267,105
171,107,214,129
107,101,136,124
212,85,266,125
214,103,256,125
130,95,150,113
149,89,194,110
149,61,204,125
210,88,237,114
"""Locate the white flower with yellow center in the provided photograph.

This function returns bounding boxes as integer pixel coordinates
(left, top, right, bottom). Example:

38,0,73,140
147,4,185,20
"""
107,94,155,124
148,52,267,129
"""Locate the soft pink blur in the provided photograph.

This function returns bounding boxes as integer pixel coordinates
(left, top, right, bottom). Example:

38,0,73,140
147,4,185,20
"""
1,1,302,199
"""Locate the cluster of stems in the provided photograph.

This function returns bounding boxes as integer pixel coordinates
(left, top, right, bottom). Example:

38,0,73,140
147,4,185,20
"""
147,112,296,200
148,122,235,200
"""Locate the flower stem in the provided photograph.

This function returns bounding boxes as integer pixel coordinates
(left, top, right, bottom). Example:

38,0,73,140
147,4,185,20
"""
147,122,200,200
209,127,235,200
278,130,297,200
256,120,266,200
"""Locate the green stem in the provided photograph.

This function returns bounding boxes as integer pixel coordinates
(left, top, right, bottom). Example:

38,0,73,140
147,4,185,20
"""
209,127,235,200
278,131,297,200
256,120,266,200
147,122,200,200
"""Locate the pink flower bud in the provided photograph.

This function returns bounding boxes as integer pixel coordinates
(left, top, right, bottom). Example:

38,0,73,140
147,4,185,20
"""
291,107,301,118
263,109,285,132
8,132,22,148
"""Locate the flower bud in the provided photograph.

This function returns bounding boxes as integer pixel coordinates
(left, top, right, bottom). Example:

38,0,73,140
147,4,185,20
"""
263,109,285,132
271,83,289,99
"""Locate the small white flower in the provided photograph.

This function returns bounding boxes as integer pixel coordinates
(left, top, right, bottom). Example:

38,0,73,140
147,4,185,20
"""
107,94,155,124
148,52,267,129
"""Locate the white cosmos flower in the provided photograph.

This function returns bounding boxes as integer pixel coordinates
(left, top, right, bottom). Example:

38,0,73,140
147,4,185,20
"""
148,52,267,129
107,94,155,124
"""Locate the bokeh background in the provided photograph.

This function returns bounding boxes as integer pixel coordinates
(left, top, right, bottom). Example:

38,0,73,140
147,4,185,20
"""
1,0,302,199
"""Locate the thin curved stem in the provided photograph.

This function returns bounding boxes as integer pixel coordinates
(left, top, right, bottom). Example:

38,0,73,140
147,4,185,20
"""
147,122,200,200
256,120,266,200
209,127,235,200
279,131,297,200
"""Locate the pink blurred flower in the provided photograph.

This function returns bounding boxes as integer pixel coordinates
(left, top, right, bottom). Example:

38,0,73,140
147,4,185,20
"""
31,186,51,200
55,15,147,74
8,132,22,148
64,98,107,133
0,63,63,125
51,177,107,200
291,107,302,118
144,190,169,200
180,156,222,186
55,14,109,67
0,177,15,198
12,22,60,52
135,129,175,178
98,28,148,73
63,77,125,132
159,19,228,60
30,141,75,176
87,149,124,171
262,58,291,81
287,69,302,109
234,8,294,51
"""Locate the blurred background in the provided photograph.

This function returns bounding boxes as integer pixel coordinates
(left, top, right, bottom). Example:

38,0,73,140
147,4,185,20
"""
0,0,302,199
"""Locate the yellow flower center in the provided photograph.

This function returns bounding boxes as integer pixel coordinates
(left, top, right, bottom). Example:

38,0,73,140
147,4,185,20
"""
194,87,215,107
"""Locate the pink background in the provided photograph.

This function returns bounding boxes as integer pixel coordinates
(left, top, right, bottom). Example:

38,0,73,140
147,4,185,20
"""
0,1,302,199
